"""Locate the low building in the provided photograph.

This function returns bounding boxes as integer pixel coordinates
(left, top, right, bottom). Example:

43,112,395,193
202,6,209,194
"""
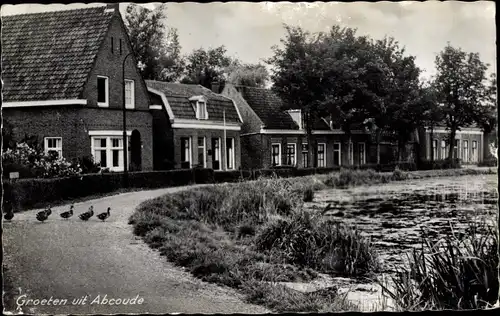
146,81,243,170
2,4,154,171
419,126,485,164
221,84,372,169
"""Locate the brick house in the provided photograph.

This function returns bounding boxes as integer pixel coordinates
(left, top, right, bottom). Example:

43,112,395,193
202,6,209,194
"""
221,84,372,169
2,4,154,172
418,125,485,164
146,80,242,170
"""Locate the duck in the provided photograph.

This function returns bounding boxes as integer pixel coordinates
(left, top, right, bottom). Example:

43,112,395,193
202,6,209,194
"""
36,210,49,222
44,207,52,217
97,207,111,222
4,210,14,221
79,206,94,221
60,205,74,220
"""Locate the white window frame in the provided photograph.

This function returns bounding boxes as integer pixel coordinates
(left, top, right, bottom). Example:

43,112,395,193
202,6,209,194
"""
271,143,282,166
90,136,126,172
472,140,478,162
226,137,235,170
348,141,354,165
286,143,297,166
432,139,438,160
317,143,326,168
454,139,460,159
213,137,222,170
197,137,207,168
125,79,135,109
301,143,309,168
358,142,366,165
333,142,342,166
441,140,447,159
110,138,124,169
97,76,109,107
180,137,193,168
463,140,469,163
196,101,208,120
44,137,63,158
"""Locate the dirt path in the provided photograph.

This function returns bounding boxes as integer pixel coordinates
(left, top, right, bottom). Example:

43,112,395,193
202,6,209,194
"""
2,184,269,314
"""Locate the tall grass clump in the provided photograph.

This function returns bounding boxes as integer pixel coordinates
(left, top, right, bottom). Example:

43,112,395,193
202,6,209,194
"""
324,168,389,188
255,211,379,277
382,220,499,310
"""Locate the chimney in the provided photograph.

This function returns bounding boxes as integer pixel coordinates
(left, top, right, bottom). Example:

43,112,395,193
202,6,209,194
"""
105,3,120,13
211,81,221,94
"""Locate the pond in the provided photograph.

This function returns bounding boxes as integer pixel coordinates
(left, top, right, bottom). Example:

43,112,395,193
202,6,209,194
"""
308,174,498,273
298,174,498,310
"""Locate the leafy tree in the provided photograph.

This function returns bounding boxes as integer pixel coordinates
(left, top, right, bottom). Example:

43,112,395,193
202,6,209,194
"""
360,37,423,164
319,26,384,165
181,46,236,88
226,63,270,88
267,25,329,167
159,27,186,82
433,44,492,161
125,4,184,81
473,72,497,133
376,39,424,162
420,81,444,163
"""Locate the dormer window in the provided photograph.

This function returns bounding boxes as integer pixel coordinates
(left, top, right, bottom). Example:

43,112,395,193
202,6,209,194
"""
189,95,208,120
197,101,207,119
287,109,303,129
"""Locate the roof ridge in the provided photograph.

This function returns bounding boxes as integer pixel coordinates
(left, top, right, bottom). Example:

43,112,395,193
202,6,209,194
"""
234,84,270,90
2,5,107,18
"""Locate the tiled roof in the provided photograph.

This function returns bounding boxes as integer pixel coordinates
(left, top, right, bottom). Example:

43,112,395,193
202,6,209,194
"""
146,80,241,124
1,7,114,102
236,86,299,130
236,86,331,130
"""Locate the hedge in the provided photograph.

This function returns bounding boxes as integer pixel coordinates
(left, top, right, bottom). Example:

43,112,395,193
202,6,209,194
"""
418,158,462,170
1,160,468,212
478,158,498,167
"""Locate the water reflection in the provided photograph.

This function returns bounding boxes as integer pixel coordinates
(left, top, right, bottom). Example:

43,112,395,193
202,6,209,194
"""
309,175,498,273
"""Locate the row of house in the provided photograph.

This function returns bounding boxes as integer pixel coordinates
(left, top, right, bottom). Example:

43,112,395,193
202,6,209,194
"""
1,4,492,174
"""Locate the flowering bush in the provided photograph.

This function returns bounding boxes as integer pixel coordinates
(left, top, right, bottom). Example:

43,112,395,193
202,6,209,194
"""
2,142,83,179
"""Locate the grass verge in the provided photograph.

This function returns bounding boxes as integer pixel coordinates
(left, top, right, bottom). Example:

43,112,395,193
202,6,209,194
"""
130,167,496,312
130,177,379,312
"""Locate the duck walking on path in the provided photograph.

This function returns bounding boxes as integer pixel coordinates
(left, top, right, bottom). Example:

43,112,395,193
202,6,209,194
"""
97,207,111,222
60,205,74,220
36,210,49,223
44,207,52,217
4,210,14,221
79,206,94,221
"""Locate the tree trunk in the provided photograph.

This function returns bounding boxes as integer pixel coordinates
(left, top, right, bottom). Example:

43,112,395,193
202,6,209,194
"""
376,129,381,165
306,110,314,168
448,128,457,166
308,132,314,168
397,138,404,162
347,134,352,166
430,126,434,163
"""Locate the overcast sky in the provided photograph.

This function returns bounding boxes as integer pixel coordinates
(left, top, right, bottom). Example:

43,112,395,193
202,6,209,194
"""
1,1,496,81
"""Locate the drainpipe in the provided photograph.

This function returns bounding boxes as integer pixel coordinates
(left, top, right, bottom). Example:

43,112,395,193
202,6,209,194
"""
122,52,134,187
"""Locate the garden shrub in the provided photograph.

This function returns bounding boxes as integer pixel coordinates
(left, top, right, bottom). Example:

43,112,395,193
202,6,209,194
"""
255,211,378,277
2,143,82,179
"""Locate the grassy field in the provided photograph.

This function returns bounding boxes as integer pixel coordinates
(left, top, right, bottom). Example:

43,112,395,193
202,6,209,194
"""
129,167,498,312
